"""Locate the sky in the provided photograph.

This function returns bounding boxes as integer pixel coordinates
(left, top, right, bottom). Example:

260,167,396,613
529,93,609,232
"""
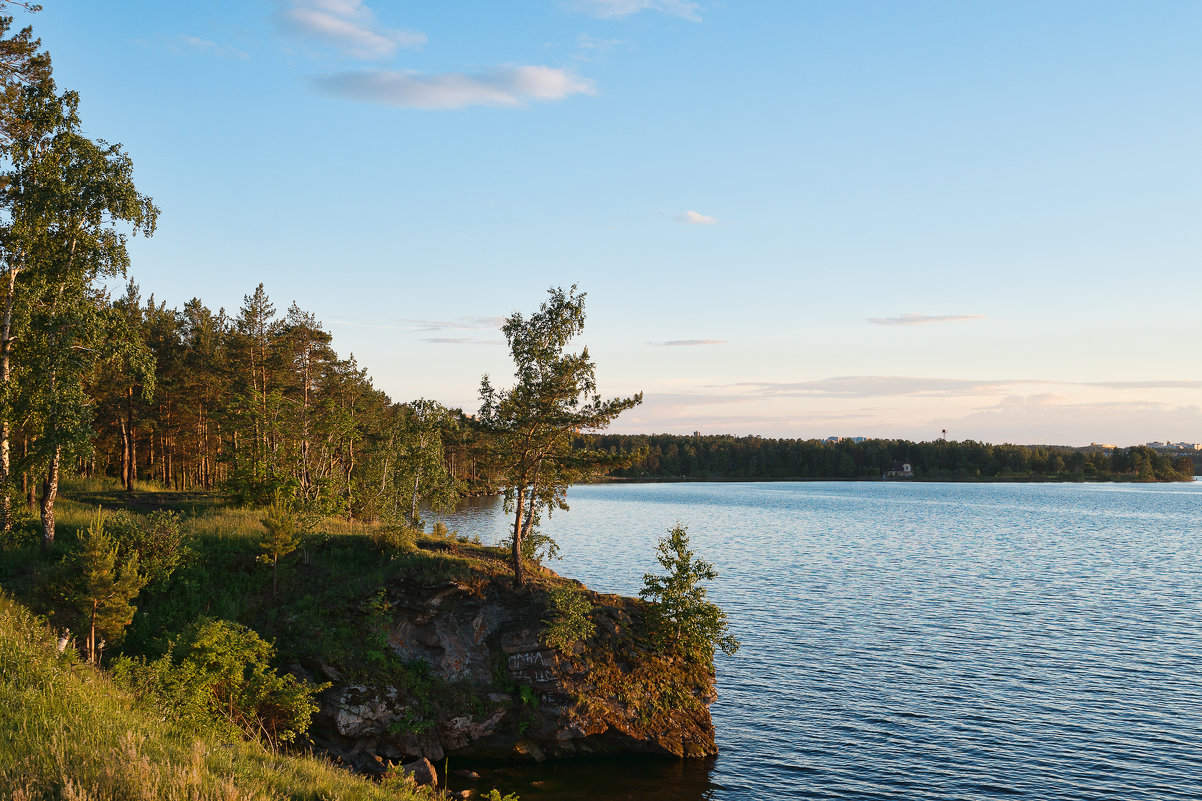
14,0,1202,446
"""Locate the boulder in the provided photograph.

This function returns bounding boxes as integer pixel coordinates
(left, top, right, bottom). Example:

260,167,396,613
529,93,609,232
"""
400,757,438,787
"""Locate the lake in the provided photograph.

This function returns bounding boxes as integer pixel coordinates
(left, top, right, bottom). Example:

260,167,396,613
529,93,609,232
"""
435,481,1202,800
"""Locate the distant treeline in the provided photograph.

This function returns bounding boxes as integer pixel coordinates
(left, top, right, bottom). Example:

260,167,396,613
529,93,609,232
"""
590,435,1197,482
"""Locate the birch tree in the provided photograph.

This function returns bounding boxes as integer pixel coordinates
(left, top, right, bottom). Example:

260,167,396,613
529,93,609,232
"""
0,72,156,542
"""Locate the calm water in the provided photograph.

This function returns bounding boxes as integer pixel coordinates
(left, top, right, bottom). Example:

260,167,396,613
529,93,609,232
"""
435,482,1202,800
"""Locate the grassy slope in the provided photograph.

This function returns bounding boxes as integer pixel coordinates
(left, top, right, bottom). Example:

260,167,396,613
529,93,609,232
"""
0,592,428,801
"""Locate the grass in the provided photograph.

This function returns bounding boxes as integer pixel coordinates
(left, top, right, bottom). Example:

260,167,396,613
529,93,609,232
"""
0,591,429,801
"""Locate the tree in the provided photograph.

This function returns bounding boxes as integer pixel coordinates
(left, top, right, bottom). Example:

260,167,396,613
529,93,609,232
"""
54,509,146,663
0,66,156,543
260,501,299,598
386,398,459,527
640,523,738,665
478,285,642,586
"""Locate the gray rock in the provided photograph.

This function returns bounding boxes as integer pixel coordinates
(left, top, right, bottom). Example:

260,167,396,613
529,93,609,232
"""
307,572,718,766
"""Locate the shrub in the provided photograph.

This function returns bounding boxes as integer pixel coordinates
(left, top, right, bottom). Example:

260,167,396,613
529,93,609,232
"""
114,617,327,748
106,509,188,587
639,523,738,664
541,586,594,653
372,524,417,554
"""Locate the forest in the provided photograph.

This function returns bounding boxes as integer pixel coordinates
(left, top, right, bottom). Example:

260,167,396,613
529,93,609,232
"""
592,434,1197,483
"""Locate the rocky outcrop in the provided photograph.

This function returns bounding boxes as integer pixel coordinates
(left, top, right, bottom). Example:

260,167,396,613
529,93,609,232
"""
303,571,717,772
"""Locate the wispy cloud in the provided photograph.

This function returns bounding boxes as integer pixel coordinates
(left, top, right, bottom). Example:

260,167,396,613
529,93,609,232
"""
936,395,1202,448
730,376,1036,399
277,0,425,61
567,0,701,21
867,313,986,326
312,66,595,109
573,33,627,62
422,336,504,346
159,34,249,59
676,210,717,225
651,339,726,347
400,316,506,333
1082,379,1202,390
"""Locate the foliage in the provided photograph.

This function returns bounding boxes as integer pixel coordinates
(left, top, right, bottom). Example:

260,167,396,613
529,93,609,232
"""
542,585,595,653
640,524,738,664
371,521,417,555
384,398,461,526
105,508,187,587
478,285,642,585
1,48,158,542
114,616,326,749
45,508,146,662
485,791,522,801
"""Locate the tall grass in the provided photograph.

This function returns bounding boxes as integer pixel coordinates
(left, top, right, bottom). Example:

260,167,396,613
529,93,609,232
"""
0,592,425,801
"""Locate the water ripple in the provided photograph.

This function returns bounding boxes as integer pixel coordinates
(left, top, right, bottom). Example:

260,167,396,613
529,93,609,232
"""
438,481,1202,800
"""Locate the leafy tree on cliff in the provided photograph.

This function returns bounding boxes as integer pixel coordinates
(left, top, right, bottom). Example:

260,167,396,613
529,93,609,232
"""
478,285,642,586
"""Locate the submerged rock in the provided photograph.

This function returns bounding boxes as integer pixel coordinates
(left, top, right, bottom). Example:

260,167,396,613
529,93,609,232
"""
307,568,718,767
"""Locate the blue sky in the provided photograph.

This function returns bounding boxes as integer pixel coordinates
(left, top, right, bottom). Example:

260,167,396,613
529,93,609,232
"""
18,1,1202,445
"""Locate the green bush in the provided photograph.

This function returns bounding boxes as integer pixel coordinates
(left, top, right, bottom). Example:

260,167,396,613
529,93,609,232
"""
372,523,417,554
114,617,327,748
639,524,739,664
106,509,189,587
541,586,595,653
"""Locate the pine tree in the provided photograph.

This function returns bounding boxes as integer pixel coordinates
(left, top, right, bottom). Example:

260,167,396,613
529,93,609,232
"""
261,502,299,598
57,509,146,663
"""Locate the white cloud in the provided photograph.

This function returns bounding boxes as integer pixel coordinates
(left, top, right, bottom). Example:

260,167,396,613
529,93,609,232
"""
676,210,717,225
312,66,595,109
867,313,986,326
573,33,627,62
278,0,425,61
567,0,701,20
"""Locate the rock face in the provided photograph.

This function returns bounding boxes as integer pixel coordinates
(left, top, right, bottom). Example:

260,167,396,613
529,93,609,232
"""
305,572,717,771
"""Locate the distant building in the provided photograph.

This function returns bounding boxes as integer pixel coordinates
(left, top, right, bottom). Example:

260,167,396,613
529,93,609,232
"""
883,460,913,479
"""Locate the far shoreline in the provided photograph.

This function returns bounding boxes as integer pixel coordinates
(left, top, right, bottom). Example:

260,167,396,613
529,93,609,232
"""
592,474,1196,485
